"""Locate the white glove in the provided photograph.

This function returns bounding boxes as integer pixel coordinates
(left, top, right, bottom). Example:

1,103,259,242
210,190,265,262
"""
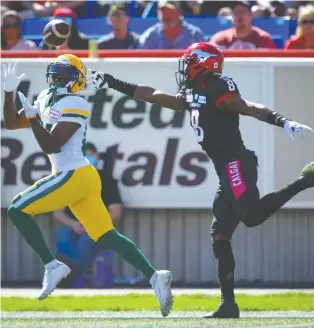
1,62,26,92
18,91,38,119
284,120,313,141
87,69,112,89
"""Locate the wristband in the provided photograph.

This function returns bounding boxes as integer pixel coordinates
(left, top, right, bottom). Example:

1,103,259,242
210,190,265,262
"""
267,111,288,128
108,75,137,97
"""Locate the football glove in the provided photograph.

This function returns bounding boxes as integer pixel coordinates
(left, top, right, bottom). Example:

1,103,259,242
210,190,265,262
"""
87,69,114,89
284,120,313,141
18,92,39,119
1,62,26,92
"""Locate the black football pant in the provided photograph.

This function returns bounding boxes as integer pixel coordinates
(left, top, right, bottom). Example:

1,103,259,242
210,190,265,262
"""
211,150,260,238
210,150,307,302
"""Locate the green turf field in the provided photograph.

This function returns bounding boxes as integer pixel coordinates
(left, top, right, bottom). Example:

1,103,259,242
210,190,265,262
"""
2,311,314,328
2,292,314,311
2,293,314,328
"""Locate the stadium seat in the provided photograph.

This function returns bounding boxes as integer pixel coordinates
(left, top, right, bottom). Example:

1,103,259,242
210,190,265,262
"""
76,18,111,39
253,17,290,48
186,17,233,40
22,17,72,43
22,17,51,41
129,17,158,34
290,18,298,37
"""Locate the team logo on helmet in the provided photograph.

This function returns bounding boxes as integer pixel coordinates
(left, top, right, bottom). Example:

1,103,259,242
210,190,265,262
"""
190,50,218,63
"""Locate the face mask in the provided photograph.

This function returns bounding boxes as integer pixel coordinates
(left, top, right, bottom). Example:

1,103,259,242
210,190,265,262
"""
86,154,98,168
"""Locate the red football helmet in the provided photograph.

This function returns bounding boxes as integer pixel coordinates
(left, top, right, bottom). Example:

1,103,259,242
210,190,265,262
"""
176,42,224,87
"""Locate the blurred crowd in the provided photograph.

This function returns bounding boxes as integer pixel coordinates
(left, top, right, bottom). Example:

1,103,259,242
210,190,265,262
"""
1,0,314,51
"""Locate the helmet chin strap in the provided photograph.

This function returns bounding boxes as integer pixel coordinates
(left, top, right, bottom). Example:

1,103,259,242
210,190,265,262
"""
48,80,77,96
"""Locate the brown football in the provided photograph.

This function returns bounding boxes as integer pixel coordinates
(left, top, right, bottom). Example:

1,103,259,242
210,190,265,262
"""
42,19,70,47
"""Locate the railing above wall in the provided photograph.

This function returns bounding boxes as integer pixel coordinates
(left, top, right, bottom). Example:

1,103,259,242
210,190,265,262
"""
1,49,314,59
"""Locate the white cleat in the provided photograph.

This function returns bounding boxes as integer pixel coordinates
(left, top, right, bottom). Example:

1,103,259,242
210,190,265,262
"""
150,270,173,317
38,261,71,300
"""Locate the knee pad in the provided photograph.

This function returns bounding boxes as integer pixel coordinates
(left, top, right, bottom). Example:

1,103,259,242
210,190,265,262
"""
212,240,233,259
212,240,235,272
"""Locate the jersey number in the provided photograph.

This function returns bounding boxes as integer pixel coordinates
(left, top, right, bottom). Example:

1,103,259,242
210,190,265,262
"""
191,109,204,143
227,79,235,91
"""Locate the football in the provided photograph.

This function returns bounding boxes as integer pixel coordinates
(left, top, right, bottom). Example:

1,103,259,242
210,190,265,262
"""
42,19,70,47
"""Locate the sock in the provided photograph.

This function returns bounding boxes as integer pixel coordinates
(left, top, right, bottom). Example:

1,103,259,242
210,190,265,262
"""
243,178,307,227
7,206,55,265
45,259,59,270
213,240,235,302
97,229,156,280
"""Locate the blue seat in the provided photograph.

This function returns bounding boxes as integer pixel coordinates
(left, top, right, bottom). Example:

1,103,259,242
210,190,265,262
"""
272,36,284,49
76,18,111,39
186,17,233,40
22,17,51,41
253,17,290,47
129,17,158,34
23,17,72,42
290,18,298,37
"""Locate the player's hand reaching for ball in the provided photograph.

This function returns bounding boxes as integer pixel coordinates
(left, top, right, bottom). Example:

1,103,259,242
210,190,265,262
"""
87,69,114,90
1,62,26,92
284,120,313,141
18,92,39,119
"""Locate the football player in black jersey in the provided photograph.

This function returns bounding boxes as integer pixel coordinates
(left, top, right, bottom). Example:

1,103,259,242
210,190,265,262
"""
89,42,314,319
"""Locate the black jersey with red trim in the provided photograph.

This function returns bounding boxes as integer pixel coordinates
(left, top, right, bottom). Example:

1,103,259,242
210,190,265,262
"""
182,76,247,166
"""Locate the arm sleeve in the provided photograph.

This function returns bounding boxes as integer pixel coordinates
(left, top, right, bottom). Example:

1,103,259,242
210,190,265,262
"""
213,78,241,108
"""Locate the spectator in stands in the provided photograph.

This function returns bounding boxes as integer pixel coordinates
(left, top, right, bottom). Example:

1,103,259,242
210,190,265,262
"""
1,10,37,50
40,7,89,50
251,4,272,17
140,1,205,49
270,1,287,16
210,1,276,50
98,4,139,49
217,7,232,17
285,4,314,49
128,1,158,18
287,7,298,18
33,1,87,17
1,1,86,18
1,4,8,16
180,1,205,17
201,1,235,16
53,142,123,288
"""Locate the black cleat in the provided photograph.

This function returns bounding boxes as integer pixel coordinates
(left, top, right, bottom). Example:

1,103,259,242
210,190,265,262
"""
203,300,240,319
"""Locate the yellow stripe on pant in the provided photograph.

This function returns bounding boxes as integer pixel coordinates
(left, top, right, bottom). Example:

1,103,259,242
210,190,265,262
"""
11,165,114,241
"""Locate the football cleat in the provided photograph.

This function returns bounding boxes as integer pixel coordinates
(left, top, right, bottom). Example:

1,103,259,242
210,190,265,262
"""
204,300,240,319
150,270,173,317
300,162,314,188
38,261,71,300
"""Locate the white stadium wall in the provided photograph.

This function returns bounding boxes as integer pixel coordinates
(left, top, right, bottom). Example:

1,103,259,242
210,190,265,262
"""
1,58,314,283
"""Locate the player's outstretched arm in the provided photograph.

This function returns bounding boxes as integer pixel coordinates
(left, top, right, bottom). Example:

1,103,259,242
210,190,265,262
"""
2,63,29,130
88,69,185,111
18,92,80,154
219,94,313,140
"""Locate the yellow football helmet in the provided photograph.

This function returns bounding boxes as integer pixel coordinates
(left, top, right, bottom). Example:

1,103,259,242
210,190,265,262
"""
46,54,87,94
